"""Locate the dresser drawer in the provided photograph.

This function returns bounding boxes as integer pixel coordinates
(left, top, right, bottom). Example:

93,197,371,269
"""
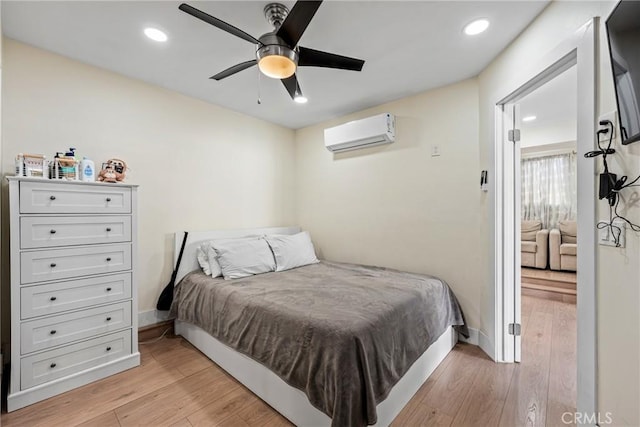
21,301,132,354
20,329,132,390
21,216,132,249
20,181,131,214
21,244,131,284
21,273,132,319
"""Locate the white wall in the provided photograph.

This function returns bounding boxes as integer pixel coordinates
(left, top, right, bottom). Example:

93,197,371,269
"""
478,1,639,424
294,79,482,331
1,39,296,320
520,120,576,148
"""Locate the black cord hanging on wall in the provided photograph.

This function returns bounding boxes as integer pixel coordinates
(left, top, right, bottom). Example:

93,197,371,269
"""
584,120,640,246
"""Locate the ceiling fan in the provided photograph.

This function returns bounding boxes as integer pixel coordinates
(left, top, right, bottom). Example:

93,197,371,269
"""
179,1,365,103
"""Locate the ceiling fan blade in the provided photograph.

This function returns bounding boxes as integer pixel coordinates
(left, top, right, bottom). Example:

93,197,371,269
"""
298,46,365,71
281,74,301,100
179,3,260,45
276,1,323,48
210,60,257,80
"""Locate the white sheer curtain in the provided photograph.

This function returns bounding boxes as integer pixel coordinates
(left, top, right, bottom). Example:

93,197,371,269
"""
521,152,577,229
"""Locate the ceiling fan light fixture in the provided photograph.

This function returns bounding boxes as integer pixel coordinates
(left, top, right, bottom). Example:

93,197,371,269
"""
257,44,298,79
294,94,308,104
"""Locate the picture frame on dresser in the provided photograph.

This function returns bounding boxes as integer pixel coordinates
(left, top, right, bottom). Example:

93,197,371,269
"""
6,176,140,411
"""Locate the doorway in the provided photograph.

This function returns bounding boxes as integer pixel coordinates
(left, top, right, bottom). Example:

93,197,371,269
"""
518,66,578,304
510,66,580,420
493,18,597,418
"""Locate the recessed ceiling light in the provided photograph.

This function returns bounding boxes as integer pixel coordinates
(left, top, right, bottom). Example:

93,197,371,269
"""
294,94,308,104
464,19,490,36
522,115,537,122
144,27,168,42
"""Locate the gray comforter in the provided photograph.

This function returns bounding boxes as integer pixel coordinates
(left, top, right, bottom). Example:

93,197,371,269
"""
170,261,467,427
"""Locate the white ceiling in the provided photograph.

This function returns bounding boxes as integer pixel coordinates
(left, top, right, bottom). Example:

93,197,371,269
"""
519,65,577,148
2,1,549,129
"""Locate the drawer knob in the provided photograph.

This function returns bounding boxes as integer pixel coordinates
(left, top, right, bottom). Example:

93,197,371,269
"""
50,229,57,234
49,195,56,201
50,263,57,268
106,317,112,321
50,362,57,368
106,257,112,262
50,296,57,301
106,227,112,232
106,346,112,352
106,287,112,292
106,197,112,202
50,330,56,335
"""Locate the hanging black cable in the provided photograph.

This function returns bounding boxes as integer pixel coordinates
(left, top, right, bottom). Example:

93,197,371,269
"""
587,120,640,246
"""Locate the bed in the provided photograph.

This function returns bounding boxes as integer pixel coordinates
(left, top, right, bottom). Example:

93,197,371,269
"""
171,227,467,426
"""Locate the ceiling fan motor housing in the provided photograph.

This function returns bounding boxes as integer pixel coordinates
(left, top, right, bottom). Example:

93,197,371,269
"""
256,32,298,79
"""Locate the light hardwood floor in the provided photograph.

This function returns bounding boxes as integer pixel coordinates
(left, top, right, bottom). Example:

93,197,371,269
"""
521,268,577,303
2,295,576,427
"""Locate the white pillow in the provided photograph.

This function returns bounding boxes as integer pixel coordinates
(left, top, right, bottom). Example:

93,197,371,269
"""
196,242,223,278
265,231,319,272
205,244,223,278
197,237,259,278
196,244,212,275
211,237,276,279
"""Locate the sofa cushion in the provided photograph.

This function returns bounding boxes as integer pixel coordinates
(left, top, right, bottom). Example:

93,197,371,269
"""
521,241,538,253
521,220,542,241
560,243,577,256
558,220,577,244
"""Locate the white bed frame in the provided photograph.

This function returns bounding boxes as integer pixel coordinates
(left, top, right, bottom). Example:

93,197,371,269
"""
173,227,458,426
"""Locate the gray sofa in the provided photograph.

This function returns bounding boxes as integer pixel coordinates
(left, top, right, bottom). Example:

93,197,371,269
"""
521,220,549,269
550,220,577,271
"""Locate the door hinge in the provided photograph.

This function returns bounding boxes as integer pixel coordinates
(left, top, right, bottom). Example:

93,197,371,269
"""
508,323,521,336
508,129,521,142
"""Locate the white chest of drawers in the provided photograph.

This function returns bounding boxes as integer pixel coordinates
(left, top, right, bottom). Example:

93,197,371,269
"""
7,177,140,411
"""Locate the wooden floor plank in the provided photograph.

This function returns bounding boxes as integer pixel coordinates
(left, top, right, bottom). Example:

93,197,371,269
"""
235,396,293,426
75,411,121,427
168,418,193,427
499,299,554,427
186,386,257,427
115,366,236,427
404,403,454,426
2,350,184,427
1,296,576,427
546,301,577,426
147,337,214,378
450,352,515,426
392,342,457,425
418,343,483,418
521,268,576,283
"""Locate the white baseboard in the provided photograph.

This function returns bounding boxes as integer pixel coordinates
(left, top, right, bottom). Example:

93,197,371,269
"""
138,310,173,328
459,327,495,361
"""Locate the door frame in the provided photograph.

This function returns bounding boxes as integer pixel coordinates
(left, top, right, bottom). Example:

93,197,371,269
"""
493,18,598,417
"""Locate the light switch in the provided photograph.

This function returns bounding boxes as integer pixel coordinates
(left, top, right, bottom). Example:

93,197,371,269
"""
598,226,609,244
598,219,626,248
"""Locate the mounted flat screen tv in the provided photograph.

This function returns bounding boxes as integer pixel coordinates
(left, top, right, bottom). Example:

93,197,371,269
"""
606,0,640,145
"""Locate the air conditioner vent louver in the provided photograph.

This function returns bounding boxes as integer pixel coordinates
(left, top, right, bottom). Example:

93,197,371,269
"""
324,113,396,153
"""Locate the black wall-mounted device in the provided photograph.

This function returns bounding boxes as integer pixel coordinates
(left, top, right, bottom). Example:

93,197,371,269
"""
599,172,617,205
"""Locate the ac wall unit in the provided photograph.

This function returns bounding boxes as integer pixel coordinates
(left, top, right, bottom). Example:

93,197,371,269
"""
324,113,396,152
